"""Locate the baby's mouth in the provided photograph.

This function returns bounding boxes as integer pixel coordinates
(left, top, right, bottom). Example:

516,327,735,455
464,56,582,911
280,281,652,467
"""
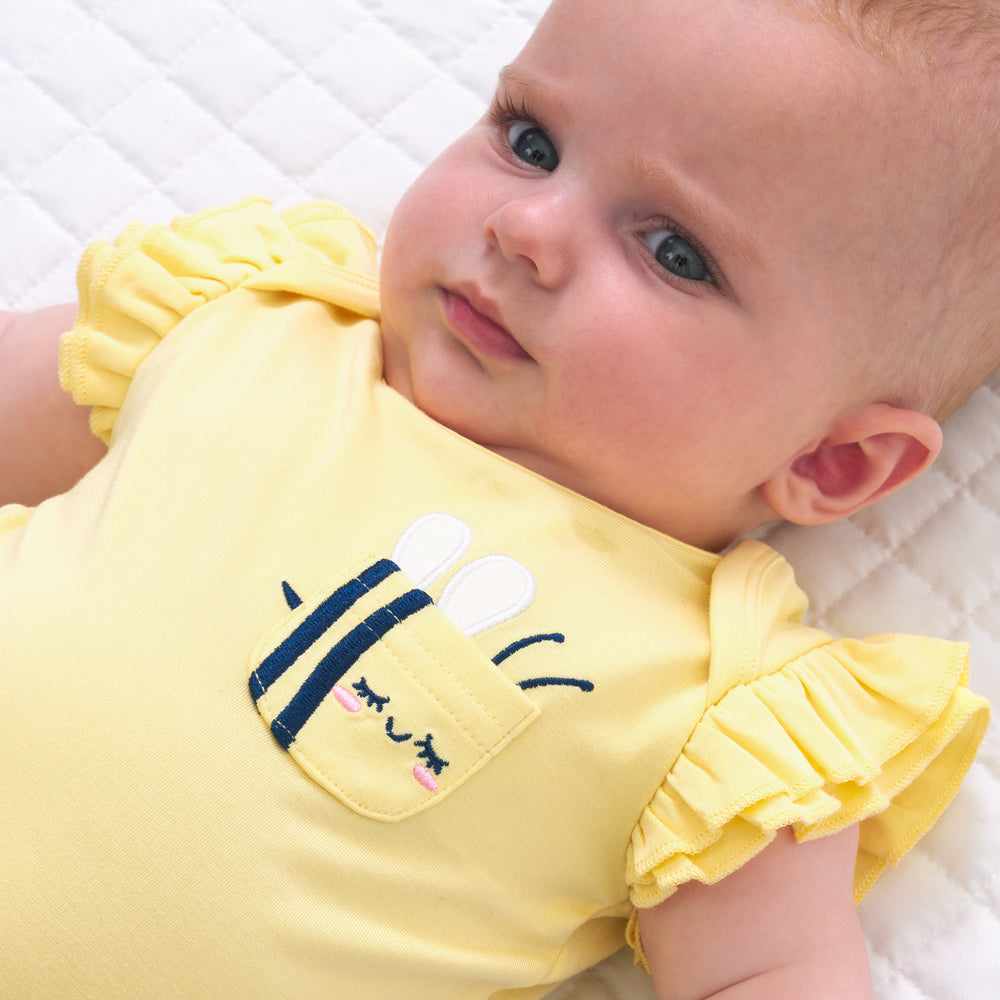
440,288,533,363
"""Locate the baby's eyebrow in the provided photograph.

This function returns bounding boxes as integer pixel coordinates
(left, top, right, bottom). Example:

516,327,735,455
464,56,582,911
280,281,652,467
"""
630,150,762,271
495,64,562,110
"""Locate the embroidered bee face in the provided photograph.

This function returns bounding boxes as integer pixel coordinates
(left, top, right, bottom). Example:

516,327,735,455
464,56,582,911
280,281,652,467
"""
249,514,591,820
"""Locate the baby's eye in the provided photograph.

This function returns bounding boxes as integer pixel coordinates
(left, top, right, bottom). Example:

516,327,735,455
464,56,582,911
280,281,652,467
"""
507,121,559,172
643,230,712,284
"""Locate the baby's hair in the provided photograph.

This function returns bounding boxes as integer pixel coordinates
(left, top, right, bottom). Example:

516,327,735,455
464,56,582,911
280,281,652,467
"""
796,0,1000,59
799,0,1000,419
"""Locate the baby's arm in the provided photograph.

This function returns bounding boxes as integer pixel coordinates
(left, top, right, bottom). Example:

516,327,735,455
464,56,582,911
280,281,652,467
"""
637,825,872,1000
0,305,107,506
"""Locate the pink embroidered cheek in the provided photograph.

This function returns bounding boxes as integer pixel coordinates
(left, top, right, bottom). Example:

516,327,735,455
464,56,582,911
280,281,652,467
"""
333,685,362,712
413,765,440,793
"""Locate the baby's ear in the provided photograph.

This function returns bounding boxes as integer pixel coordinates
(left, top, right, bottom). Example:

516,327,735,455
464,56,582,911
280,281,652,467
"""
761,403,942,525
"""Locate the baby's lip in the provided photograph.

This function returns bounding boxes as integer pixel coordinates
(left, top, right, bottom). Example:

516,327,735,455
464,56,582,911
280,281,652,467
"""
441,284,533,362
453,282,506,328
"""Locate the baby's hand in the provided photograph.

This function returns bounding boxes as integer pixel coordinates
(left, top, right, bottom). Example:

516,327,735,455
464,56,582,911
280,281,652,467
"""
637,825,873,1000
0,304,106,506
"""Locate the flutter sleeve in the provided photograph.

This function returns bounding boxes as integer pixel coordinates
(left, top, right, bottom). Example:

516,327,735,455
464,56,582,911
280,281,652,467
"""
626,540,989,955
58,197,379,444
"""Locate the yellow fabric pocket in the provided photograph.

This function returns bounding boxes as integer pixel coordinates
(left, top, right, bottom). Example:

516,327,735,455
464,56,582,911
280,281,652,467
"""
250,555,540,821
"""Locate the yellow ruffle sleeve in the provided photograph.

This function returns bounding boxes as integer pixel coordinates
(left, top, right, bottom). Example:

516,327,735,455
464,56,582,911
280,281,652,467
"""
59,197,379,444
626,540,989,956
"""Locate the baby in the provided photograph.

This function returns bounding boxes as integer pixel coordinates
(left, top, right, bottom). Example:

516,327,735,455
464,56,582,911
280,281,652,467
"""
1,0,995,998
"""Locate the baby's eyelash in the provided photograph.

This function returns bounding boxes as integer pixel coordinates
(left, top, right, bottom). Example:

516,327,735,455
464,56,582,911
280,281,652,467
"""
486,92,542,130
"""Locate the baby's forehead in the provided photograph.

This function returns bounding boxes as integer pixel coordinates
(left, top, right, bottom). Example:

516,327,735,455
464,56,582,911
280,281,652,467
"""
532,1,962,219
525,0,997,270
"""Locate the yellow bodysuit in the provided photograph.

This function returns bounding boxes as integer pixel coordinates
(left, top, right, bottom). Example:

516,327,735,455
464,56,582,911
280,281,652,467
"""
1,199,988,999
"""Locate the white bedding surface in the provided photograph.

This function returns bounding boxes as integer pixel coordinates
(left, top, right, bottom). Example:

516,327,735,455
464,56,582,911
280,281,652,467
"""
2,2,997,997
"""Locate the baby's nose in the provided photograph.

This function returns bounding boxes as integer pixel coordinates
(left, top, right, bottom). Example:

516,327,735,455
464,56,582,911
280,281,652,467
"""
483,191,576,288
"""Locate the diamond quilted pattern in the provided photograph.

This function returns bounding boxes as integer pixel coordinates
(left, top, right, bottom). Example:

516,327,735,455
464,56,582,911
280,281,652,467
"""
171,17,297,121
2,2,997,998
82,0,229,62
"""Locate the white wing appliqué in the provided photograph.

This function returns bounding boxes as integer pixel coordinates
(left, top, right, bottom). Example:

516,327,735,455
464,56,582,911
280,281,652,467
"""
393,513,537,636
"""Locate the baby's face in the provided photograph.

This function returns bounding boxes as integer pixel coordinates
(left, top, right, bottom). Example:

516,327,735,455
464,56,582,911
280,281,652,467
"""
379,0,952,551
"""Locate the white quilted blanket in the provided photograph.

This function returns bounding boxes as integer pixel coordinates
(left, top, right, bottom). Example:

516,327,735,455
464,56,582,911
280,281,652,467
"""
2,1,997,996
